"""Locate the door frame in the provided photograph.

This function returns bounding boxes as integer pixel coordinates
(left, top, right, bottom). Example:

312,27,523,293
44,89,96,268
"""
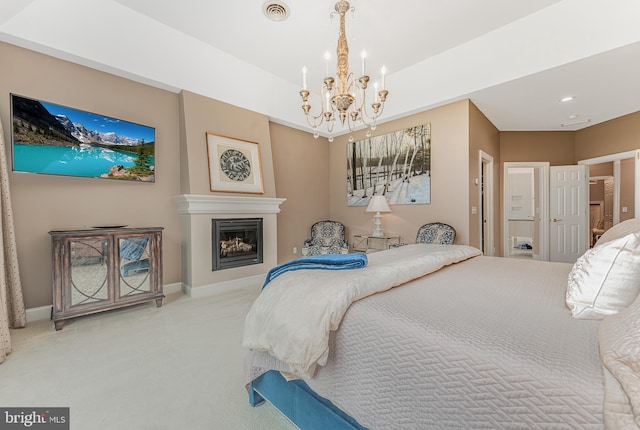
578,149,640,224
479,150,494,256
503,162,549,261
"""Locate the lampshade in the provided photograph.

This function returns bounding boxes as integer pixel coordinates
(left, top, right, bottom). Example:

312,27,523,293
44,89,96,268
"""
366,195,391,213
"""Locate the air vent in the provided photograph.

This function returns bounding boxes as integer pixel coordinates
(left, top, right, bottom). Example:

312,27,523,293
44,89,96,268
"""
561,118,591,127
263,1,290,21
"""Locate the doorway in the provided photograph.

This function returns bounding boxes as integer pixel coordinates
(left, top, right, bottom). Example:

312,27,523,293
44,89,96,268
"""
503,162,549,261
502,150,639,262
579,149,640,242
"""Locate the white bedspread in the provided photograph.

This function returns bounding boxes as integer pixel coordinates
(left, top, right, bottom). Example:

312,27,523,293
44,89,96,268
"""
246,254,604,429
599,291,640,429
243,244,481,377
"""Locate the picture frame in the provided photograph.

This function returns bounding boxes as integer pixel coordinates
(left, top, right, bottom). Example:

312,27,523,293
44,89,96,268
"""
206,133,264,194
347,123,431,206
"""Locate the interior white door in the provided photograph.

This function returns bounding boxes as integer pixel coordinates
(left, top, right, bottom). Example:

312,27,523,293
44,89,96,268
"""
549,165,588,263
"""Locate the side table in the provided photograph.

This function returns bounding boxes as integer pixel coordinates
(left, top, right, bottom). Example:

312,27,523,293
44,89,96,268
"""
352,234,400,253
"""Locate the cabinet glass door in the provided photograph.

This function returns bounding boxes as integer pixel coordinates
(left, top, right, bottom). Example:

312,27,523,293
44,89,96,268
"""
69,238,110,307
118,236,152,297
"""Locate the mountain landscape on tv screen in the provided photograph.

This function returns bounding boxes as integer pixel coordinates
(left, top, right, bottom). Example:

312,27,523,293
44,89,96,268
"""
11,95,155,182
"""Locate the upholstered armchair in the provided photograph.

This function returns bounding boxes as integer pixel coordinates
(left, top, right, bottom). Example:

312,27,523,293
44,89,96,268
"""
301,220,349,256
416,222,456,245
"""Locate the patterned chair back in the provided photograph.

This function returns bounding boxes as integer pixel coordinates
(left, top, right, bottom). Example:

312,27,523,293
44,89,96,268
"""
302,220,349,256
416,222,456,245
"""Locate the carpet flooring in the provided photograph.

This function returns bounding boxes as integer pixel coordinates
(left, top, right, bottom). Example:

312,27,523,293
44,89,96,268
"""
0,285,297,429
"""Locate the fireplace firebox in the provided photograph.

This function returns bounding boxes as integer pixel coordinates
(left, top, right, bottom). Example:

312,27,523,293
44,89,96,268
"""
212,218,263,271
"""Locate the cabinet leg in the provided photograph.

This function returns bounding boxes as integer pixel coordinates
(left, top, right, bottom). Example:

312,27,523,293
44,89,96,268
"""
155,297,163,308
54,321,64,331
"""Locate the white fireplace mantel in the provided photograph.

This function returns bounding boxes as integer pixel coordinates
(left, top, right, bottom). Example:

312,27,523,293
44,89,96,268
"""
173,194,286,214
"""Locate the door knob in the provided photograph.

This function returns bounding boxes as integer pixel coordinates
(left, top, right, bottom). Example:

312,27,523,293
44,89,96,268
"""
551,218,562,222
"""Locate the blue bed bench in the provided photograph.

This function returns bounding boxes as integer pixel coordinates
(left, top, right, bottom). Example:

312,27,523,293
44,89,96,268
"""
249,370,368,430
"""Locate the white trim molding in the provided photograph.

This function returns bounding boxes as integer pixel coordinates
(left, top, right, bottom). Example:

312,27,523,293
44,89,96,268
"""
182,274,264,298
173,194,286,214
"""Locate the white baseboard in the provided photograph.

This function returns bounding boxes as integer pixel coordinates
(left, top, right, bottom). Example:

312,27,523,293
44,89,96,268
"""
183,274,264,298
26,305,52,323
163,282,183,295
25,282,186,323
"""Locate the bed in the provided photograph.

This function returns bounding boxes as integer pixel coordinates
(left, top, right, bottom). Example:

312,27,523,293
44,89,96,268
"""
243,225,640,429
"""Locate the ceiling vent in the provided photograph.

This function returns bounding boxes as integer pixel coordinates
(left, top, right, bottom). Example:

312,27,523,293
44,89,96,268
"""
263,1,290,21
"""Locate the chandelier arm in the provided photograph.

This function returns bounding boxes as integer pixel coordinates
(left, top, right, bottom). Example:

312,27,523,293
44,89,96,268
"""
354,87,376,128
358,89,388,124
359,103,381,123
302,103,326,129
302,83,336,130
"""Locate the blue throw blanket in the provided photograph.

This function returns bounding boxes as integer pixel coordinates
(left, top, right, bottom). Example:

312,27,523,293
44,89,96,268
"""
262,253,368,289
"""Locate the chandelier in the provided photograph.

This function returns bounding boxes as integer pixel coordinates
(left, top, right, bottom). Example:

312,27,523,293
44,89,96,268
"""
299,0,389,142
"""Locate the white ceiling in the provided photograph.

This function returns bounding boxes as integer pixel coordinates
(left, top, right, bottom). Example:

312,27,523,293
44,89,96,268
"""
1,0,640,136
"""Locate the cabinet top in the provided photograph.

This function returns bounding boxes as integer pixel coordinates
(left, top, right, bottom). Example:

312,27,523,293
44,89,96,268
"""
49,226,163,236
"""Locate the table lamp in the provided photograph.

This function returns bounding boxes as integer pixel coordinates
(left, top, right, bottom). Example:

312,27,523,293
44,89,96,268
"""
366,195,391,237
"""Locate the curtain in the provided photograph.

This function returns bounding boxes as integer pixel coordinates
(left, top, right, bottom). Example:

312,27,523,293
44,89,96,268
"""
0,115,26,364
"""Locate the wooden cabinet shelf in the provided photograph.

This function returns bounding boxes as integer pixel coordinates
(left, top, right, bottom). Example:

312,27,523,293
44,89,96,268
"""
49,227,164,330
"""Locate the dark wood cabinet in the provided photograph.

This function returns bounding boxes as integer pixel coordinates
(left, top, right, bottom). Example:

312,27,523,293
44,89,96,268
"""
49,227,164,330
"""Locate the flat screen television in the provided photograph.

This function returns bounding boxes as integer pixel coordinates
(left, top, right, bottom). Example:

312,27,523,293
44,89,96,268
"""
10,94,155,182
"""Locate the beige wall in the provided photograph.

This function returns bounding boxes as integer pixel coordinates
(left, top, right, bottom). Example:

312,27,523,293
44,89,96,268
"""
269,123,329,263
620,158,635,221
179,91,276,197
270,99,486,259
575,111,640,161
6,39,640,308
500,111,640,165
327,100,471,246
0,42,182,308
469,102,500,252
575,112,640,224
497,115,640,256
175,91,279,289
500,131,575,165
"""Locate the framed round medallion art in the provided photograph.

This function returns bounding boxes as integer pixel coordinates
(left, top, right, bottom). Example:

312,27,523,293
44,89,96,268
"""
206,132,264,194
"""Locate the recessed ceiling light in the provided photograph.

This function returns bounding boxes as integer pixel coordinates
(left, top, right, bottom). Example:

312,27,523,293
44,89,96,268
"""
568,114,578,119
560,96,575,103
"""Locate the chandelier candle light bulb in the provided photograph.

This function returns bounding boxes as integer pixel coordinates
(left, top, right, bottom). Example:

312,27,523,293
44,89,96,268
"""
325,51,330,76
381,65,386,90
361,50,366,76
302,66,307,90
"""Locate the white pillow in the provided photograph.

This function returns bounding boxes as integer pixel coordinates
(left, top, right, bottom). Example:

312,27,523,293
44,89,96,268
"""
566,232,640,319
597,218,640,245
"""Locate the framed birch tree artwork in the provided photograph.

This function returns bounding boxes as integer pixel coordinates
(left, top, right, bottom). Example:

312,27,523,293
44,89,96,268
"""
347,123,431,206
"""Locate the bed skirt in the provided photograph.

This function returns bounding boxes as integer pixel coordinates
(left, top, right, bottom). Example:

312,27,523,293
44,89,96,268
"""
249,370,367,430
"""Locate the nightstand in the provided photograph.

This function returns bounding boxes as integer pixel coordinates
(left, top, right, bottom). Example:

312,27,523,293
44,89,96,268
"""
352,234,400,253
